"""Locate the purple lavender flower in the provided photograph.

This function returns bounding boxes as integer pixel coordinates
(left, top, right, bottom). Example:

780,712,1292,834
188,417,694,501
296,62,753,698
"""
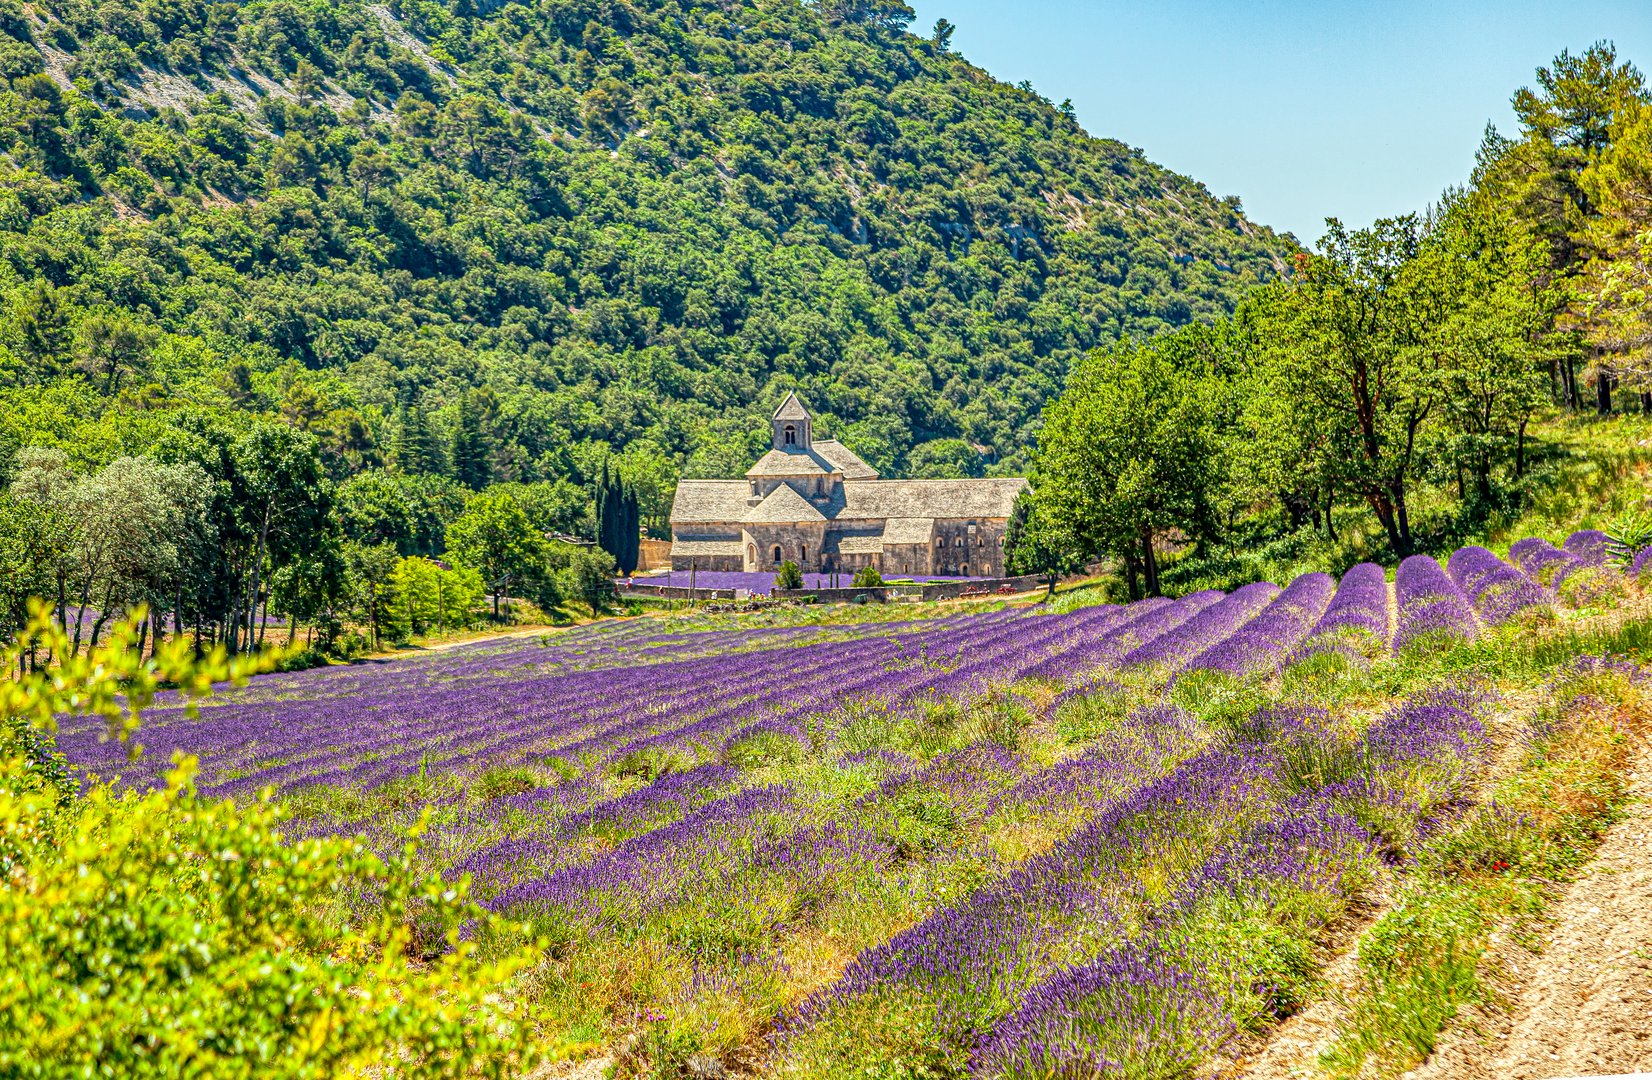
1446,546,1552,626
1184,572,1334,676
1563,529,1610,567
1122,583,1280,668
1393,555,1478,650
1508,537,1582,588
972,946,1234,1079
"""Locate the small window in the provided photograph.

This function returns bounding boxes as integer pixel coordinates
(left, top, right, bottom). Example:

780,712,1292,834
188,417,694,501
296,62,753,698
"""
935,537,944,549
955,537,963,548
772,545,783,563
997,536,1004,548
961,564,969,576
800,544,808,563
784,424,796,446
976,536,983,548
748,544,757,563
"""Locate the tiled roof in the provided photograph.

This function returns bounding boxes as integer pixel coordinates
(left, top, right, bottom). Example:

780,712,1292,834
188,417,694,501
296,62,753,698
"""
744,483,827,524
771,392,810,420
812,439,878,480
670,480,751,524
746,448,832,478
838,478,1026,521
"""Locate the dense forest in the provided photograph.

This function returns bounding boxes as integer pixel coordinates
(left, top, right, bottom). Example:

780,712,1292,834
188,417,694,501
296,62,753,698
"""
1012,43,1652,598
0,0,1289,513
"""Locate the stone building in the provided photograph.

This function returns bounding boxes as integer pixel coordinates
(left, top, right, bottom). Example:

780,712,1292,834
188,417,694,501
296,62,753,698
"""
669,393,1027,577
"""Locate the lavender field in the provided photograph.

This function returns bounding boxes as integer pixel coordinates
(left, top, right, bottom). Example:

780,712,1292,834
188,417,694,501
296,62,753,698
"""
54,531,1645,1077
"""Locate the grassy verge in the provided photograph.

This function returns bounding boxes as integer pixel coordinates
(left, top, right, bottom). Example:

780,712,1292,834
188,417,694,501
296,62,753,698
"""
1320,657,1647,1077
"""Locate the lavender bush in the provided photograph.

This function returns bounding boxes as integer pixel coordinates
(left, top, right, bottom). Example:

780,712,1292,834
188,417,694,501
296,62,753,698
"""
1563,529,1610,567
1122,582,1280,668
1446,546,1552,626
1392,555,1478,650
1508,537,1582,587
1185,572,1334,677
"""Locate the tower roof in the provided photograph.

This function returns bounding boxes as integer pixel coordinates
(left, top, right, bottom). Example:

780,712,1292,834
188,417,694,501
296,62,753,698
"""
771,392,810,421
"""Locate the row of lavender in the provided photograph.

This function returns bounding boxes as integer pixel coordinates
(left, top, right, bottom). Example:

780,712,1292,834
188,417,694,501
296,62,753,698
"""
47,528,1636,1074
59,537,1598,844
776,687,1492,1075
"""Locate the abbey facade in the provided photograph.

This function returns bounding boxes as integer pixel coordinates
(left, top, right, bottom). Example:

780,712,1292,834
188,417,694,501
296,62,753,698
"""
668,394,1027,577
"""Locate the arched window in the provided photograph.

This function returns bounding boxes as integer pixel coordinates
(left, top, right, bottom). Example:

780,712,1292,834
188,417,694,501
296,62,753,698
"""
997,536,1004,548
976,536,983,548
961,564,969,576
955,537,963,548
935,537,944,549
800,543,808,563
772,545,783,563
784,424,796,446
748,544,756,564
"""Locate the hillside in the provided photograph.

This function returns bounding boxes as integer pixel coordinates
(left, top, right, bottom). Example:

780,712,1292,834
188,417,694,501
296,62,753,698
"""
0,0,1292,515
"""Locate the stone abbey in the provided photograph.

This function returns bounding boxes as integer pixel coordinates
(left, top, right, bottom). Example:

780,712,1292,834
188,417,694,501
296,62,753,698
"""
668,394,1027,577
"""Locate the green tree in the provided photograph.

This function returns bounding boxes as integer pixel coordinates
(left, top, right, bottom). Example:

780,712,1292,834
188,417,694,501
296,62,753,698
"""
1033,328,1222,597
561,547,616,616
1004,490,1083,596
449,394,494,491
393,405,448,477
343,540,403,649
445,493,546,620
775,560,804,589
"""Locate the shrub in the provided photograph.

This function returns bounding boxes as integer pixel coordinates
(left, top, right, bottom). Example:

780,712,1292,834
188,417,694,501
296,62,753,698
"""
774,560,804,590
852,565,884,588
0,607,539,1078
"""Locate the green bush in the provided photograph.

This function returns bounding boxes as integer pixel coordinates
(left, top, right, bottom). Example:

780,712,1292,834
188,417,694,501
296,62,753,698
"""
0,608,540,1078
852,565,884,588
774,560,804,590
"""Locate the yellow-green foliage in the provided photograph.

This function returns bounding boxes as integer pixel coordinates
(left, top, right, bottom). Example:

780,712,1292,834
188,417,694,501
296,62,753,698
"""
0,608,539,1078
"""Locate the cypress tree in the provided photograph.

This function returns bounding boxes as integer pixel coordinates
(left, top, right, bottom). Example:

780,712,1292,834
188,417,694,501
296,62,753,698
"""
618,484,640,575
594,461,612,554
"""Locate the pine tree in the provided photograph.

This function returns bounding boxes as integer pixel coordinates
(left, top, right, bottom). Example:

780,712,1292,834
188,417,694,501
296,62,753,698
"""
450,395,493,490
395,406,446,475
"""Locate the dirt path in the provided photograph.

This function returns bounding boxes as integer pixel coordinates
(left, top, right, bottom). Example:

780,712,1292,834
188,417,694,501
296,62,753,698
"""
1403,754,1652,1080
1231,747,1652,1080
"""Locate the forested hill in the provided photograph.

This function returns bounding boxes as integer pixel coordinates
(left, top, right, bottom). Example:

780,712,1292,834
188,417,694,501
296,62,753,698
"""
0,0,1292,525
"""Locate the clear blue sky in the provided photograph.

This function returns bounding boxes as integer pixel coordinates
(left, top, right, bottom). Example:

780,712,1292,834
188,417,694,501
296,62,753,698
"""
906,0,1652,244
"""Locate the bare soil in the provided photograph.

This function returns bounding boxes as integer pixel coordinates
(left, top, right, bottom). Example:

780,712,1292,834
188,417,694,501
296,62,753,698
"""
1230,697,1652,1080
1402,753,1652,1080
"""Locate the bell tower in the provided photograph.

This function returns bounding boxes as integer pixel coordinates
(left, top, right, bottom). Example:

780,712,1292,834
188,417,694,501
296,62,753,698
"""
771,391,812,451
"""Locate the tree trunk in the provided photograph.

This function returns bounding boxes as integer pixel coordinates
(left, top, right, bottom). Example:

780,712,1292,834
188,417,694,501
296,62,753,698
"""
1140,531,1161,598
1122,552,1141,602
1365,489,1408,558
1324,488,1337,541
71,580,93,657
1516,420,1528,478
243,503,274,655
1598,370,1613,416
1642,391,1652,415
1393,483,1413,555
